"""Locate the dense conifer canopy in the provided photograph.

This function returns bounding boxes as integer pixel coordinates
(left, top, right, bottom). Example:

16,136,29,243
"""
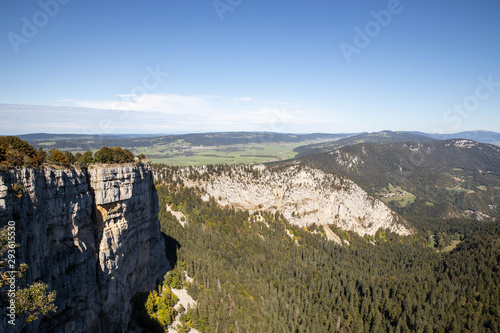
152,169,500,333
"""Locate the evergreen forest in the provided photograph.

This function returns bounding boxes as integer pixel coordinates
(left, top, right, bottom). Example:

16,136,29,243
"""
152,170,500,333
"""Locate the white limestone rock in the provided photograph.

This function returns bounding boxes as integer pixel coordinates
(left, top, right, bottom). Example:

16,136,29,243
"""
182,164,411,236
0,163,169,333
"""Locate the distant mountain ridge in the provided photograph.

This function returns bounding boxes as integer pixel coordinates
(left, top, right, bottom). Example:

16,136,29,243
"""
293,130,434,157
14,130,500,152
17,132,351,150
412,130,500,147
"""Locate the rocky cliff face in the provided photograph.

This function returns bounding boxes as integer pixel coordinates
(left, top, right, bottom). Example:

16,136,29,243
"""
0,163,169,332
180,164,411,236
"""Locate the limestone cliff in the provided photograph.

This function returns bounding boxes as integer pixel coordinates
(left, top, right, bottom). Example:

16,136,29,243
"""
179,164,411,236
0,163,169,332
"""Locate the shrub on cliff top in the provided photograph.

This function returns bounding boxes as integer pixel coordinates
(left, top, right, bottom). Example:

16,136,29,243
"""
0,137,137,169
48,149,70,166
0,136,43,168
76,151,94,167
94,146,135,164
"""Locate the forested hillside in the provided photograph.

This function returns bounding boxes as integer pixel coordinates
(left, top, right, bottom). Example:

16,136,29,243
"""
154,163,411,236
154,172,500,333
294,139,500,221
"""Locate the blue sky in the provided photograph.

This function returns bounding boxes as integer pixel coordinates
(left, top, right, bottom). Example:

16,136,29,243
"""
1,0,499,135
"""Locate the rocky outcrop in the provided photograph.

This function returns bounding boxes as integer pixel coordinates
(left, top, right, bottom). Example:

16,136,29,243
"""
0,163,169,332
181,164,411,236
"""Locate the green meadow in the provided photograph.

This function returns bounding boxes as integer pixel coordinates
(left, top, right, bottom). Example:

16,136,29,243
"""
132,142,303,166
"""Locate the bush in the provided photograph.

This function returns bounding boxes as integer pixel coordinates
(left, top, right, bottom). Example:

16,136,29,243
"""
94,146,135,164
11,183,25,198
0,226,57,322
64,151,76,164
0,136,43,168
144,288,178,328
77,151,94,167
38,147,47,163
131,292,165,333
164,268,184,289
49,150,70,166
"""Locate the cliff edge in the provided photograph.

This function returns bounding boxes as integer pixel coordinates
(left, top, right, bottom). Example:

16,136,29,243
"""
0,163,169,332
179,164,411,236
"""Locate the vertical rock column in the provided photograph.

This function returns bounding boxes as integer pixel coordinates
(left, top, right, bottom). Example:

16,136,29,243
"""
0,163,169,333
0,167,101,333
88,163,169,332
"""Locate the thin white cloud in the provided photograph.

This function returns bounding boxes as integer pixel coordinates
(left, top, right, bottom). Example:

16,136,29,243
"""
0,97,334,135
71,94,256,115
74,94,208,114
232,97,253,102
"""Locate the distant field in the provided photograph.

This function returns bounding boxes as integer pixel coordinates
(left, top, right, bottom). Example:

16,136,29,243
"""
378,184,416,207
380,192,416,207
56,139,333,166
132,142,305,166
446,187,475,194
427,238,461,252
428,236,436,248
442,240,461,252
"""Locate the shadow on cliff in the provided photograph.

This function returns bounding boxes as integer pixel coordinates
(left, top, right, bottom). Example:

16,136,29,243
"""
162,233,180,268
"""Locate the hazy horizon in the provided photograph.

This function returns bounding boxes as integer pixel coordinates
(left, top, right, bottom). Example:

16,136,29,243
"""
5,128,500,138
1,1,499,135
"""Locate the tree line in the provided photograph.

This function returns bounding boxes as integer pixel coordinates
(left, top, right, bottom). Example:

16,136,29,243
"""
0,136,144,169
